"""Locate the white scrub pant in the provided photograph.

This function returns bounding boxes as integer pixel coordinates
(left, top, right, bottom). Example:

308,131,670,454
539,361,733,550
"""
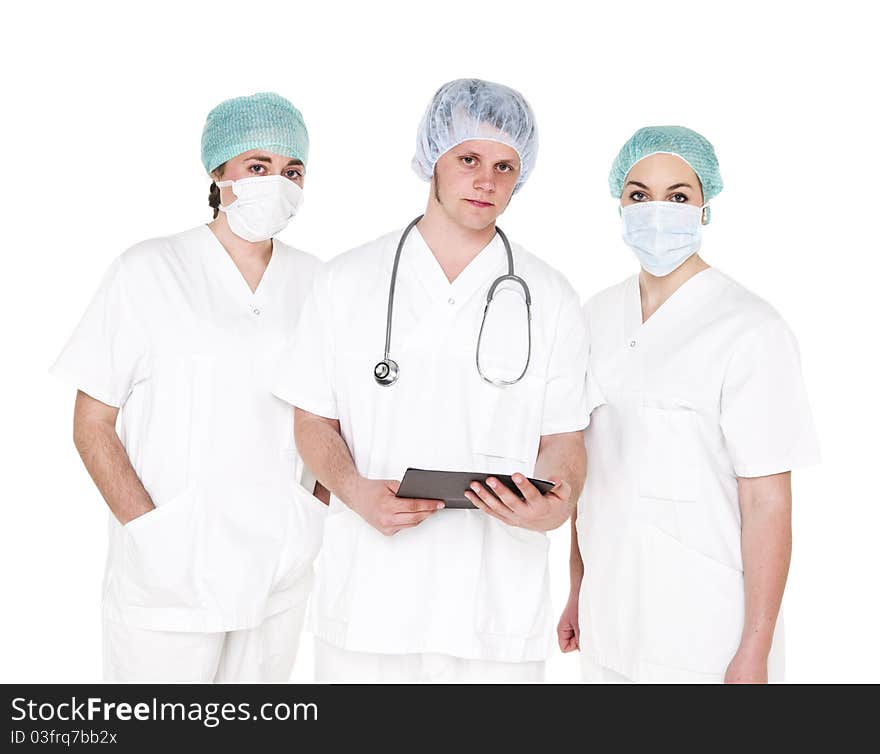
314,639,545,683
580,650,785,684
580,653,633,684
103,601,307,683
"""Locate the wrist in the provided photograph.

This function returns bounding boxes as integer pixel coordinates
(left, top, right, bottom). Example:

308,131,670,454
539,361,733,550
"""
339,473,366,511
736,633,772,659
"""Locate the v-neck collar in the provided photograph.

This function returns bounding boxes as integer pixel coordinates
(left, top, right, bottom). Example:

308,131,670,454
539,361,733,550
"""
624,267,719,338
199,224,282,302
405,225,507,307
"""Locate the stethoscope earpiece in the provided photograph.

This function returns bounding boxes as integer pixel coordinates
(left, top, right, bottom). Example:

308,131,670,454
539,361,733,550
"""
373,358,399,386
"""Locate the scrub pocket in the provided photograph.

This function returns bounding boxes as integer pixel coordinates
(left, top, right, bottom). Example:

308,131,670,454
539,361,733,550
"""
638,522,744,674
471,377,551,639
638,398,700,503
121,487,200,610
314,507,361,623
474,520,550,638
272,449,329,593
472,375,544,468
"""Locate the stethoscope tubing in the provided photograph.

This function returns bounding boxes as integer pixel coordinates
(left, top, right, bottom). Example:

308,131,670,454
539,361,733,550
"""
377,215,531,386
383,215,423,363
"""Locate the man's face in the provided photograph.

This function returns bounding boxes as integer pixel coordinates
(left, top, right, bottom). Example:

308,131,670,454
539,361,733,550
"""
430,139,521,231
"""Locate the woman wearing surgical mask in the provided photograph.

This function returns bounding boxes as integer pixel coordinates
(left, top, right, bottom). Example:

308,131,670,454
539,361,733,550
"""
558,126,820,683
52,92,328,682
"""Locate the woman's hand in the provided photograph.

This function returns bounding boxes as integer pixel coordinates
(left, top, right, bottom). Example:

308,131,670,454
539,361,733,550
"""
724,646,769,684
557,590,580,653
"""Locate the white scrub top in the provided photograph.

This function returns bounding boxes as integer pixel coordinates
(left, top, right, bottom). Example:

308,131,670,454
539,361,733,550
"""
272,227,591,663
52,225,327,633
578,268,819,682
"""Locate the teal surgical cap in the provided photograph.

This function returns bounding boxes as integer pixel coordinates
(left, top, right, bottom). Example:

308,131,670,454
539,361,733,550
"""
412,78,539,193
200,92,309,175
609,125,722,202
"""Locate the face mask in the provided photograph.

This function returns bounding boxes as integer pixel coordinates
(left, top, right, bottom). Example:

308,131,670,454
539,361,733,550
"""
620,201,704,277
216,175,304,242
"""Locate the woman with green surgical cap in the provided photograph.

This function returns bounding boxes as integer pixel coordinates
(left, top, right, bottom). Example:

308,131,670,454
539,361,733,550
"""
557,126,820,683
51,92,328,682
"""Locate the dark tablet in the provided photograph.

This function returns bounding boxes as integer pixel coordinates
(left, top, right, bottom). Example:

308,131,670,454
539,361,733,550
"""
396,467,555,509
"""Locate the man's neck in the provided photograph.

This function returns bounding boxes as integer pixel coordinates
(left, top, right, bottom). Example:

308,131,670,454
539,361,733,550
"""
415,202,497,284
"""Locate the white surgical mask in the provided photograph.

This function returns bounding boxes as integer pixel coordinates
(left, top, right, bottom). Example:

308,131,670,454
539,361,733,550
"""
216,175,304,242
620,201,704,277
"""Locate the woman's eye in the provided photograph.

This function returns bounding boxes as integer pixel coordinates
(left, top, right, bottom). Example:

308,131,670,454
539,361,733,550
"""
497,163,513,173
670,193,689,203
249,164,266,174
461,156,476,166
629,191,647,202
285,169,302,180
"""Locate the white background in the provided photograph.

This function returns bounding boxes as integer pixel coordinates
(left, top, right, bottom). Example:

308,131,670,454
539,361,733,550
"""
1,0,876,683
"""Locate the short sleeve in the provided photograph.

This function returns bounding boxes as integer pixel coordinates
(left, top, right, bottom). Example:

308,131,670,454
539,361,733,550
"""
540,287,591,436
582,300,607,417
271,267,338,419
720,317,820,478
50,256,149,408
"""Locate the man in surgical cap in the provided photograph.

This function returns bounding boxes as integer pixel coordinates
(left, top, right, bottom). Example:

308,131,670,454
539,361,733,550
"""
272,78,594,682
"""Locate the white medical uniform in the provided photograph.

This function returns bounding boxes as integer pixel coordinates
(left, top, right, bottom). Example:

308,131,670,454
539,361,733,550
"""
578,268,819,683
313,638,544,683
272,227,590,680
52,225,327,681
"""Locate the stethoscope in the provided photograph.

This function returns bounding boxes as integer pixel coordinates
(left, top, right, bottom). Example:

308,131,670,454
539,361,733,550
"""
373,215,532,387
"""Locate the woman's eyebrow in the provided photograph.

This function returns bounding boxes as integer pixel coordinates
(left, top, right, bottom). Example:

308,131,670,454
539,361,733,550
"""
666,182,694,190
625,180,650,189
244,156,303,167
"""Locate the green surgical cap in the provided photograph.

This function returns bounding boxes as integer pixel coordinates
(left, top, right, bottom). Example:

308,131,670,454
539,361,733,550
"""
608,125,722,202
200,92,309,175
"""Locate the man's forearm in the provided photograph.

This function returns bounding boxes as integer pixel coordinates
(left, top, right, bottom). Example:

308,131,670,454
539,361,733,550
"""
534,430,586,510
537,432,586,589
738,473,792,656
73,396,154,525
294,409,362,508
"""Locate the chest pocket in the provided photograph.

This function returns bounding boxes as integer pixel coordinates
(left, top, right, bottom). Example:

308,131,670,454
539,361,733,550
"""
472,374,545,468
638,398,700,503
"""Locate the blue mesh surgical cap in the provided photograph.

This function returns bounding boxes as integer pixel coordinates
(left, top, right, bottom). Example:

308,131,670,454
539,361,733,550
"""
609,125,723,202
412,78,539,193
201,92,309,175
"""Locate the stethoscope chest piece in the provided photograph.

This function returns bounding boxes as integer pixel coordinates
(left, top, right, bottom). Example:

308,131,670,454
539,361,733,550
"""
374,358,399,386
